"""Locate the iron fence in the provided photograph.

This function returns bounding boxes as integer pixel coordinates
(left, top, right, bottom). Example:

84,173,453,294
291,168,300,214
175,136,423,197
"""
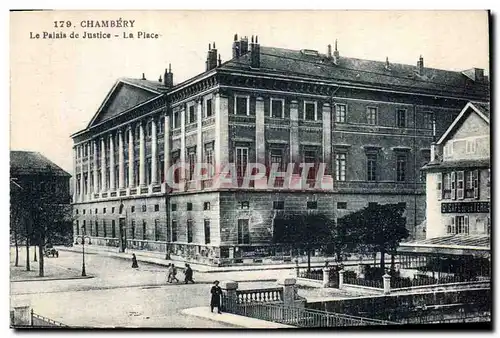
298,269,323,281
391,275,484,289
222,295,397,327
344,276,383,289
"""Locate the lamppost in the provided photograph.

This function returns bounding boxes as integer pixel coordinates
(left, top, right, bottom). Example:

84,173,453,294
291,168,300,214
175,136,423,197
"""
74,231,91,276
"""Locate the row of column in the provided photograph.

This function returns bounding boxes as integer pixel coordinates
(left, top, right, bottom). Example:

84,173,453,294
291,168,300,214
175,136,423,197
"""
75,114,170,201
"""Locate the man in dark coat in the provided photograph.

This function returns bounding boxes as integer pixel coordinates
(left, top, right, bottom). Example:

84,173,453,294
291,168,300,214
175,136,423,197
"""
210,280,222,314
131,254,139,268
184,263,194,284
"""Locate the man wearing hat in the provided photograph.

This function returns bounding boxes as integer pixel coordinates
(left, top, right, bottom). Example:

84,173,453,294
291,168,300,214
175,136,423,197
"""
210,280,223,314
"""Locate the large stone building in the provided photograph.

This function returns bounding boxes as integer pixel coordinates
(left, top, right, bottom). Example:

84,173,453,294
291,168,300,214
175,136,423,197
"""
71,35,489,266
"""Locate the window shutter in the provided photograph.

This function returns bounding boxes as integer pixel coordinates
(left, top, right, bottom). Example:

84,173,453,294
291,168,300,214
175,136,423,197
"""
436,173,443,201
451,171,456,200
451,216,456,234
464,216,469,235
473,169,480,199
457,171,464,200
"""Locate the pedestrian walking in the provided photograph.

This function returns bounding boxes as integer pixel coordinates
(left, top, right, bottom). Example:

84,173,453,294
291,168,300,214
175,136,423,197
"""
210,280,222,314
171,264,179,283
184,263,195,284
166,263,173,283
131,253,139,268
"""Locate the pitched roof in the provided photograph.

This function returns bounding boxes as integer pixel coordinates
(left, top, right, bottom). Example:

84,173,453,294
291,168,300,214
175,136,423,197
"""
10,151,71,177
120,77,170,93
437,101,490,144
422,158,490,171
401,234,490,250
220,46,489,99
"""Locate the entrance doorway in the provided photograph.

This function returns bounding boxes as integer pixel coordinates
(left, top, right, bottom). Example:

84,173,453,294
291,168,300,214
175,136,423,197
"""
119,217,127,252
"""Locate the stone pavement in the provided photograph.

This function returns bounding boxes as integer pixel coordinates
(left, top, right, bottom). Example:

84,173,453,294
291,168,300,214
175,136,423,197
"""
181,307,294,328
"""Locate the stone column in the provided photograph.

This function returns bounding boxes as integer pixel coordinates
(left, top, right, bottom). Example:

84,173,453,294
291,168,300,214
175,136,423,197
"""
322,103,332,175
128,126,135,188
278,278,301,308
214,92,229,177
79,146,84,201
118,130,125,189
93,140,99,193
322,267,331,288
164,112,170,184
87,142,91,197
220,280,238,312
151,118,158,185
139,121,146,187
383,273,391,295
73,147,77,202
100,137,106,192
13,305,31,326
339,269,345,290
180,108,186,188
109,134,115,191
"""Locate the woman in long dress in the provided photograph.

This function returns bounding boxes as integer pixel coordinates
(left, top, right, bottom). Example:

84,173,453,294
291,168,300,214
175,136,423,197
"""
131,253,139,268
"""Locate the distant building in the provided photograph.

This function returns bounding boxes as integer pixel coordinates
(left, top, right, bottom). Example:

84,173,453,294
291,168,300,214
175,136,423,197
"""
10,151,72,245
71,35,489,265
397,102,490,278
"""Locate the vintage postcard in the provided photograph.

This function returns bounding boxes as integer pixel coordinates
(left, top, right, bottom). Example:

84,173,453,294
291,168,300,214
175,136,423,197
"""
9,10,491,329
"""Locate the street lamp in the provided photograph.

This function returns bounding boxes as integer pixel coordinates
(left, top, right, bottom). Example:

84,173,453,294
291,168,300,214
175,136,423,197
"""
74,233,91,277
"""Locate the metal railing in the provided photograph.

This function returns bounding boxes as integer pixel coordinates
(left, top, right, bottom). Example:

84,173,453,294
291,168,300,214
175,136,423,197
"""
223,299,397,327
391,275,484,290
31,310,68,327
298,269,323,281
344,276,383,289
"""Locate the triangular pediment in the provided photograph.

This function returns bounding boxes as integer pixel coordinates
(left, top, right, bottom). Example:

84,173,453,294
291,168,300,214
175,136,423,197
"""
87,80,161,128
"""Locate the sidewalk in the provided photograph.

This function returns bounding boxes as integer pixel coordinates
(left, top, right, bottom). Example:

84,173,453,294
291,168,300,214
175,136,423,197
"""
57,244,369,273
181,307,294,328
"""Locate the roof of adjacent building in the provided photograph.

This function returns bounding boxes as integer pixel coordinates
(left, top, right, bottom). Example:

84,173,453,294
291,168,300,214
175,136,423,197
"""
423,158,490,171
400,234,490,250
437,101,490,145
10,151,71,177
220,46,489,98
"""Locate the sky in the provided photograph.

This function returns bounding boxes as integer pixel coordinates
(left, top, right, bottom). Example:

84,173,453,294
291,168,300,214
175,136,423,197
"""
9,10,490,174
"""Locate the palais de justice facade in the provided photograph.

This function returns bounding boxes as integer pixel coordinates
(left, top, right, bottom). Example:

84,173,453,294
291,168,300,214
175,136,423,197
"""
71,35,489,266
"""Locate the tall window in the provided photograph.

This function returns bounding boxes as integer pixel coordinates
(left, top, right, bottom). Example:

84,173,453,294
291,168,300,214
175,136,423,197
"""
448,216,469,235
188,149,196,180
146,158,152,185
366,107,377,125
204,219,211,244
235,96,249,115
76,220,80,235
205,144,214,177
335,153,346,181
304,102,316,120
457,171,464,199
397,109,406,128
237,219,250,244
146,121,152,139
367,153,377,181
187,220,193,243
465,170,474,198
114,165,119,188
171,220,178,242
134,160,140,186
103,220,107,237
188,105,196,124
205,98,213,117
82,220,86,235
423,112,434,130
271,99,284,118
304,150,317,179
270,148,283,171
154,220,160,241
396,154,407,182
159,155,165,183
95,221,99,237
466,140,477,154
111,220,115,238
335,104,346,123
142,221,147,240
173,111,180,129
443,172,451,199
158,116,164,134
236,147,249,178
131,220,136,240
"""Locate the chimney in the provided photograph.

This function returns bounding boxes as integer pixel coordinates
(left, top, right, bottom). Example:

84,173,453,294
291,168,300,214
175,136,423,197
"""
164,63,174,88
474,68,485,82
385,57,390,70
241,36,249,55
206,42,218,71
327,44,332,58
141,73,146,80
158,75,162,83
417,55,424,75
333,39,339,64
218,54,222,67
250,35,260,68
232,33,240,58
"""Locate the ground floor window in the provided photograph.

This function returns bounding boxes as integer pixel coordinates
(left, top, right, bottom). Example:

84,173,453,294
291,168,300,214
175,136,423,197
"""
237,219,250,244
171,220,177,242
187,220,193,243
204,219,211,244
447,215,469,235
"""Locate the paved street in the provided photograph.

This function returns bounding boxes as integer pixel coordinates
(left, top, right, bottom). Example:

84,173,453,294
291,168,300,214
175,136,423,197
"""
10,247,286,328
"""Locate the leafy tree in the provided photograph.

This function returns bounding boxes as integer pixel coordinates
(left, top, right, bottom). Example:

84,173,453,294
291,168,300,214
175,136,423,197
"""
337,203,409,272
273,212,335,271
